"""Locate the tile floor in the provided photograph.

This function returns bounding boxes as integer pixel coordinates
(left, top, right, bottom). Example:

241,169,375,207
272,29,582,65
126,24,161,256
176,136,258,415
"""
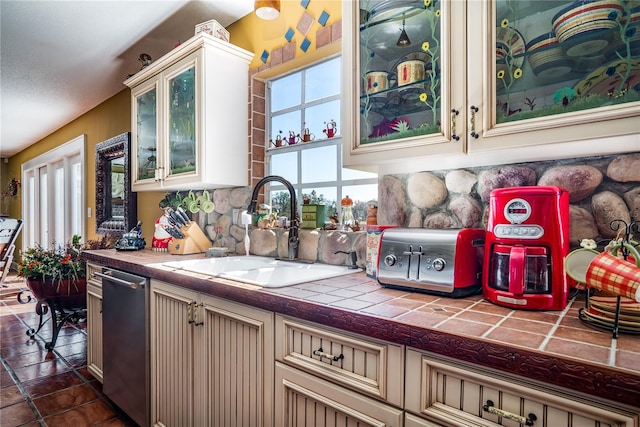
0,274,135,427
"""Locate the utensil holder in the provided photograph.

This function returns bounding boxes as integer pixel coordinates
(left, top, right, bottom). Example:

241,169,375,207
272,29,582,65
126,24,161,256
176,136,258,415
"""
168,222,211,255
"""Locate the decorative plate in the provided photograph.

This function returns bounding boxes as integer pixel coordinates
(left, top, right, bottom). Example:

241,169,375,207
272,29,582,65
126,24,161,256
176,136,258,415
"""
574,57,640,97
496,26,526,70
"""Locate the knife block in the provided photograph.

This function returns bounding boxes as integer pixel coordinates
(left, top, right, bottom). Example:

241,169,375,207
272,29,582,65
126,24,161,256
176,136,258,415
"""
168,222,211,255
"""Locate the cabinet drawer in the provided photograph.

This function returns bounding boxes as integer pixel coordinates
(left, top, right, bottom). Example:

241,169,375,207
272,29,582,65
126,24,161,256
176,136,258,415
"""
86,262,102,287
406,349,639,427
275,315,404,407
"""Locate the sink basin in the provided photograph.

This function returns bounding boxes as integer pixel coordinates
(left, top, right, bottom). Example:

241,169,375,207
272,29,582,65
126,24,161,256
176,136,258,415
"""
160,256,360,288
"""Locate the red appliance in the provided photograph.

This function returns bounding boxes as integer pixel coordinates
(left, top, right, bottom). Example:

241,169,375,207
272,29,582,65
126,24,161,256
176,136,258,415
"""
483,186,570,310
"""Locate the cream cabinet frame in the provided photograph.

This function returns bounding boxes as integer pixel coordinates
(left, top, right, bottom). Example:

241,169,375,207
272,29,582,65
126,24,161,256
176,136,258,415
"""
125,34,253,191
342,1,640,175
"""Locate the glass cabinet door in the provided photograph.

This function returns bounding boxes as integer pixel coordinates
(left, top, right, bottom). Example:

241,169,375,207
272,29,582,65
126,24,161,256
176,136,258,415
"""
359,0,443,145
133,82,159,183
166,65,196,178
493,0,639,125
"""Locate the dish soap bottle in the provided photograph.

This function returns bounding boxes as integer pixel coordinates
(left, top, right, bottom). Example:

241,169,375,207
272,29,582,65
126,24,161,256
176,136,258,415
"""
340,195,354,230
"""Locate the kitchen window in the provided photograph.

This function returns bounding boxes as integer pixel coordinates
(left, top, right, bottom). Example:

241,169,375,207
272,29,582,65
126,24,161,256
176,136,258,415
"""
22,135,85,248
266,56,377,222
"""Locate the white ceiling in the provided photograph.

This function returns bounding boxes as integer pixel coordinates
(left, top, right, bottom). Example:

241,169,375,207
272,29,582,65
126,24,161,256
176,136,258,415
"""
0,0,253,158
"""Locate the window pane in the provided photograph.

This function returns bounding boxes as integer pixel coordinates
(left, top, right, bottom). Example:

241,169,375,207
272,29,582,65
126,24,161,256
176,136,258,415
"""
302,145,337,182
270,190,292,220
39,169,48,246
304,100,340,140
271,73,301,112
342,184,379,222
302,187,337,218
270,152,298,184
55,166,65,244
271,111,302,144
305,57,341,102
342,167,378,180
71,160,82,236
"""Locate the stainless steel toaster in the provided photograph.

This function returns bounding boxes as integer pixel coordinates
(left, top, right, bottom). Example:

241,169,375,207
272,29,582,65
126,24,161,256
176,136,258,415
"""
377,228,485,297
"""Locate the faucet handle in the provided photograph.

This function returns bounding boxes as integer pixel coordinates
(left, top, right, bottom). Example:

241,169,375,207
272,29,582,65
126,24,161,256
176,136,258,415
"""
334,250,359,269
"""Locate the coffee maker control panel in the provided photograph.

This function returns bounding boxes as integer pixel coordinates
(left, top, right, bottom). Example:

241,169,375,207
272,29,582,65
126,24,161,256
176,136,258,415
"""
494,224,544,239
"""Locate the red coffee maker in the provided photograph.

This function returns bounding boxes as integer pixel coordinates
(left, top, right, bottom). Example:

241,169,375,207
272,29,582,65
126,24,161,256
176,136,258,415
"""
483,186,570,310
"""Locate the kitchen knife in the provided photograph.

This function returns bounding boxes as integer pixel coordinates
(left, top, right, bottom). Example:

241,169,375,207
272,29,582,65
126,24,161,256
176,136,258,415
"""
166,208,186,227
176,207,191,225
163,224,185,239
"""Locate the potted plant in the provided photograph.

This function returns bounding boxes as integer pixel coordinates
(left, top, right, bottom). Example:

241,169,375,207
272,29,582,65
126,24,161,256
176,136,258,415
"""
17,235,87,309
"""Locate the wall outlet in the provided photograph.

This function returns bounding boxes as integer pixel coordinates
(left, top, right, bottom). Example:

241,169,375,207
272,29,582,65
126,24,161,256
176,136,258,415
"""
232,209,241,225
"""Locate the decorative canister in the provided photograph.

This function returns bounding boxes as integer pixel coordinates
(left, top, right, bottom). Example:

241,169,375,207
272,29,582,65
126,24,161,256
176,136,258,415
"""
397,59,425,86
365,71,389,94
366,225,397,278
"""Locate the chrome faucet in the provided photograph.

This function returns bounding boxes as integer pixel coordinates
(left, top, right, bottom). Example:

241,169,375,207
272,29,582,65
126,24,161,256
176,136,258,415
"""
247,175,299,260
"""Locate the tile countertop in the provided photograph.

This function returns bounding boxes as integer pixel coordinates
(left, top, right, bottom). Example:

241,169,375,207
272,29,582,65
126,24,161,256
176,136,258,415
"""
84,249,640,408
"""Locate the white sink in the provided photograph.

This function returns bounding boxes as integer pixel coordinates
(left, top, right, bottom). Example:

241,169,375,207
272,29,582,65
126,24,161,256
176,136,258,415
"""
161,256,360,288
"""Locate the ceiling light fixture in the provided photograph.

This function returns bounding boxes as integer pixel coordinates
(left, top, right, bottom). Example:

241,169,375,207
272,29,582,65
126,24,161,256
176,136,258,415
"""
396,15,411,47
255,0,280,20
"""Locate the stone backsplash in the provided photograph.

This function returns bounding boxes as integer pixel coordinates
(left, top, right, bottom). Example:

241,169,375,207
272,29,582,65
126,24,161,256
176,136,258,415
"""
192,153,638,266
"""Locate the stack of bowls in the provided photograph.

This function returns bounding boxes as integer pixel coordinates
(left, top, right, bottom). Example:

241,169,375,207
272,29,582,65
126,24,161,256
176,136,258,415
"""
364,71,389,95
526,32,574,79
552,0,625,56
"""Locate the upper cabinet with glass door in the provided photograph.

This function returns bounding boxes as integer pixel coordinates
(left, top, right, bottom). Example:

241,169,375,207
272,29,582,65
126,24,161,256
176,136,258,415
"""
343,0,639,174
125,34,254,191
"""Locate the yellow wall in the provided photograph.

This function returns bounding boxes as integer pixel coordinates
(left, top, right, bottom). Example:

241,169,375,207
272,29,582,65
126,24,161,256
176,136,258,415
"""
4,1,343,249
228,0,342,70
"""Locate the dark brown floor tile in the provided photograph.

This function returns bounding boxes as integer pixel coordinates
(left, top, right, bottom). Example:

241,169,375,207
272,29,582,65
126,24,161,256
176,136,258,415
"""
0,384,24,408
544,338,610,365
43,399,116,426
4,349,59,370
1,339,50,359
22,370,83,399
12,359,71,383
76,367,97,383
33,383,98,417
0,367,16,388
484,327,546,350
0,400,37,426
61,353,87,369
53,342,87,359
435,318,492,338
98,418,131,426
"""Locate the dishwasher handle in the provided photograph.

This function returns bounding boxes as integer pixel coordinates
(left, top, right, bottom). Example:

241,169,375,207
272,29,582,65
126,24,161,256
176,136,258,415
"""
94,271,145,290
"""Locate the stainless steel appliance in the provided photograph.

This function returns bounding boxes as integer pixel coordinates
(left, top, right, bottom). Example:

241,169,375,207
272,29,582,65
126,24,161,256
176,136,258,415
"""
95,268,149,426
377,228,485,297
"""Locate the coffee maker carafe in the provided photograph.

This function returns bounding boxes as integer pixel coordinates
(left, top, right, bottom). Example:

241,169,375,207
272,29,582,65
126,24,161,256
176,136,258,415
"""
483,186,570,310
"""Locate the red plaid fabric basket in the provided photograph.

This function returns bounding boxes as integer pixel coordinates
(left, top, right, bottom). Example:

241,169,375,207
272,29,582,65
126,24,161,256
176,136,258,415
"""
586,252,640,302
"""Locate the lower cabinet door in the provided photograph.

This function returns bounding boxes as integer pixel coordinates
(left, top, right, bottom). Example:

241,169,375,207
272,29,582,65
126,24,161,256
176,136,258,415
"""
275,362,403,427
197,295,274,427
86,282,103,383
150,280,198,427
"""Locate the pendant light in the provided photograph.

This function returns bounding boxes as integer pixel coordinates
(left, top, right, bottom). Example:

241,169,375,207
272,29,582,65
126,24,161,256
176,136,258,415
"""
255,0,280,20
396,15,411,47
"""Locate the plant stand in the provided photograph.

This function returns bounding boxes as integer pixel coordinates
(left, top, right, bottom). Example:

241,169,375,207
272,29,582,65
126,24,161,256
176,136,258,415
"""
18,282,87,351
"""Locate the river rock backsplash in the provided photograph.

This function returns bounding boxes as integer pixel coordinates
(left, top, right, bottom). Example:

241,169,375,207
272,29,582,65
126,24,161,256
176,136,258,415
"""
193,152,638,264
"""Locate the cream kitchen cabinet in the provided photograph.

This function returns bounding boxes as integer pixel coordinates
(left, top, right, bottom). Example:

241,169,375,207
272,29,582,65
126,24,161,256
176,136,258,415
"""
124,33,253,191
274,315,404,426
86,262,103,383
342,1,640,174
149,279,274,427
405,348,640,427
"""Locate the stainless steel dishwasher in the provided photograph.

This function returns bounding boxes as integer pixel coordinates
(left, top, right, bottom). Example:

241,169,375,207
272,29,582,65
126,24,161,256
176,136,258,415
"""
95,268,149,427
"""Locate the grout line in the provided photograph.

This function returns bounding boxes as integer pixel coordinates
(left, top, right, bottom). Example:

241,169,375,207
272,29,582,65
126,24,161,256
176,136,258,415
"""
480,309,515,338
538,296,575,351
432,298,488,329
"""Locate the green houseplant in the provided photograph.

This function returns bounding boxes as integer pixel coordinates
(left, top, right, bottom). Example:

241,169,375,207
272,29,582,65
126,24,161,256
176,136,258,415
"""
17,235,87,308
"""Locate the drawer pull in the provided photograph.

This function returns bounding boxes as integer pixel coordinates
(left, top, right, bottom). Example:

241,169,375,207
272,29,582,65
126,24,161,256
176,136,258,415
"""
483,400,537,426
312,347,344,362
